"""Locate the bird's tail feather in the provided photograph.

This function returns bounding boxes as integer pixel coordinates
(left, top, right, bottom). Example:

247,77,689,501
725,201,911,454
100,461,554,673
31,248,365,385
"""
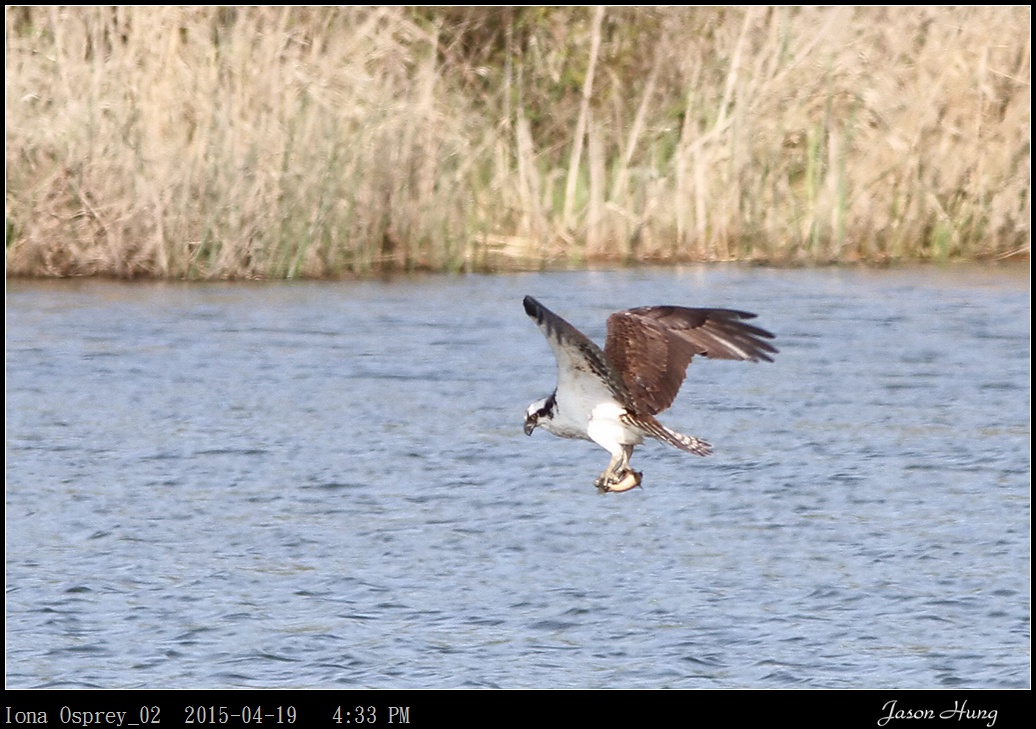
623,414,712,456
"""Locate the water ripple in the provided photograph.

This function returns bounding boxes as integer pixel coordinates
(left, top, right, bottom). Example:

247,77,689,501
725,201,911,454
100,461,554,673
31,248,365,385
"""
6,266,1029,688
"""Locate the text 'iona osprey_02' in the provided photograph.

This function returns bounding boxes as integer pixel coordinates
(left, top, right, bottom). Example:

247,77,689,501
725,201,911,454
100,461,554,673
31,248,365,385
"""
522,295,777,493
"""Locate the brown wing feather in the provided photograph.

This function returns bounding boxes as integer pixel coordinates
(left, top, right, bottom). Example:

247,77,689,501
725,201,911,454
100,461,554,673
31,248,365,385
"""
605,306,777,415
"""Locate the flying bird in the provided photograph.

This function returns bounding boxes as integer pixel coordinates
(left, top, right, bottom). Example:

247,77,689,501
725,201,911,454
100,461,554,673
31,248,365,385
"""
522,295,776,493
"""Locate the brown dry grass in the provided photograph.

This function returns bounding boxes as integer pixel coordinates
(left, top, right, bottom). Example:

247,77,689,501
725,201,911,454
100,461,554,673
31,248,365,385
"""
5,7,1030,278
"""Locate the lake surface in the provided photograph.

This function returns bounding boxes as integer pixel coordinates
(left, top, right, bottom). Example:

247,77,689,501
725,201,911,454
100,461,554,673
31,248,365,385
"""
5,265,1030,689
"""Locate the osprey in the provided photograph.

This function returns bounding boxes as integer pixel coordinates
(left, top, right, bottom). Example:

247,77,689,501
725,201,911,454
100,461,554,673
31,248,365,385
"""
523,295,777,493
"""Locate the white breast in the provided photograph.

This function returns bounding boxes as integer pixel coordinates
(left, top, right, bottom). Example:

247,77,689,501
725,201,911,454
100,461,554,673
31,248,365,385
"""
587,401,644,450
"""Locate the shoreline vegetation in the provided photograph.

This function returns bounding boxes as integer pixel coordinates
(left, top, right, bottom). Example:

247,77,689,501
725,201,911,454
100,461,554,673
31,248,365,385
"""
5,7,1031,279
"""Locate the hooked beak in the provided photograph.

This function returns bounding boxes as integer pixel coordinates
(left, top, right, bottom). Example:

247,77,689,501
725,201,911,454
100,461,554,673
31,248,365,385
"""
524,416,537,436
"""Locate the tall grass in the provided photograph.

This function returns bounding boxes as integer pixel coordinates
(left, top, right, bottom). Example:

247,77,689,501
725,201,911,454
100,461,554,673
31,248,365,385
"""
5,6,1030,278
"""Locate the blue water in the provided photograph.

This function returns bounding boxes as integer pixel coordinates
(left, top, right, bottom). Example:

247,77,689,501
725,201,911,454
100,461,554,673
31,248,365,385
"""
5,265,1030,688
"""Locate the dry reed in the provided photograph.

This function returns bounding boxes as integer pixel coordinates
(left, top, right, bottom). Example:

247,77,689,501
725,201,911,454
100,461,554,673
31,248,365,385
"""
5,6,1030,278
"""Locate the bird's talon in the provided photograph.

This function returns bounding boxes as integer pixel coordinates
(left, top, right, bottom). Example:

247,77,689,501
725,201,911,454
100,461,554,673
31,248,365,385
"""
596,469,642,493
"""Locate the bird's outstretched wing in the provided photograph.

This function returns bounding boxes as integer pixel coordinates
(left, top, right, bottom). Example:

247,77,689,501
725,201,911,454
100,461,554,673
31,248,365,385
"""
523,296,629,403
605,306,777,415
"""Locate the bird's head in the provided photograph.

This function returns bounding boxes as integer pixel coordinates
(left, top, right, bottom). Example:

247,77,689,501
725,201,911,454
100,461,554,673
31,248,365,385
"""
524,393,556,436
